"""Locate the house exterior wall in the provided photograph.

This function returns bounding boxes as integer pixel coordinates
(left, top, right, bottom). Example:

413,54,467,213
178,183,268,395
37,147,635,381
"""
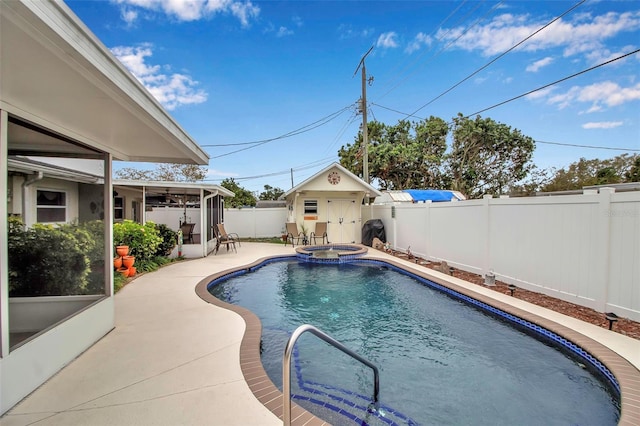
114,186,143,222
78,183,105,222
24,177,80,226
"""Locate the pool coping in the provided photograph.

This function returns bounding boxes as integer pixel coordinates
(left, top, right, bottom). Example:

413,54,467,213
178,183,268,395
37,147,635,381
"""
195,253,640,426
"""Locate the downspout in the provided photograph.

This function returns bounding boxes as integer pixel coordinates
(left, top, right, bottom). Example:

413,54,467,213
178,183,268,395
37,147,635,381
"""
22,171,43,226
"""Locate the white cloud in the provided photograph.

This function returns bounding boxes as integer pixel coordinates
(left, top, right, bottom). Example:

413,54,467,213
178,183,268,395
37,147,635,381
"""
276,26,293,37
546,81,640,111
526,56,553,72
585,45,638,66
377,32,398,49
338,24,374,40
292,16,303,27
582,121,623,129
111,44,207,110
120,7,138,26
229,1,260,27
436,11,640,58
405,32,432,54
525,86,555,100
113,0,260,27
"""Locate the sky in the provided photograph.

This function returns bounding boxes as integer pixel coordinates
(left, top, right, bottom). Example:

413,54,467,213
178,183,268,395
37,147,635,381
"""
66,0,640,195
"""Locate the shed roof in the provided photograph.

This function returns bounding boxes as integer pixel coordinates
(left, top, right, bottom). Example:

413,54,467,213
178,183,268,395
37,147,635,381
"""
282,162,381,198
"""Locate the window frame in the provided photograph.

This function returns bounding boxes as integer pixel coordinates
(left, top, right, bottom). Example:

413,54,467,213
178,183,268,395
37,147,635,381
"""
114,196,125,221
36,188,67,223
303,199,318,215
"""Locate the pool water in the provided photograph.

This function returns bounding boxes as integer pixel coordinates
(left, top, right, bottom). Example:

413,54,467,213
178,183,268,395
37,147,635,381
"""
209,260,619,425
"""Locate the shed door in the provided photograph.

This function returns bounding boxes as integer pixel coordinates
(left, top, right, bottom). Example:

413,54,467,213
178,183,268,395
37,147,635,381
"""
327,199,357,243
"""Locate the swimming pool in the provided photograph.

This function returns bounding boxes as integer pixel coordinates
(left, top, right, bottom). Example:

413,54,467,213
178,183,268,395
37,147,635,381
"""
206,258,620,425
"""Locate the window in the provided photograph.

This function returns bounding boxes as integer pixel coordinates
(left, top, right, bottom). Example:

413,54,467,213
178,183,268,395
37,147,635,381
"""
36,190,66,222
304,200,318,215
114,196,125,220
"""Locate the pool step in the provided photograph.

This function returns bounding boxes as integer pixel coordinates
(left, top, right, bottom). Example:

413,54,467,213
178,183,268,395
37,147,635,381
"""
292,376,417,425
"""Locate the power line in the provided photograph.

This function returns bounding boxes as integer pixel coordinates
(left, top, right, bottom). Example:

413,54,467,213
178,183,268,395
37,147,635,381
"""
322,112,359,157
369,103,640,152
374,49,639,128
464,49,640,118
536,140,640,152
408,0,586,118
376,0,494,101
374,0,470,99
203,157,337,183
200,105,351,149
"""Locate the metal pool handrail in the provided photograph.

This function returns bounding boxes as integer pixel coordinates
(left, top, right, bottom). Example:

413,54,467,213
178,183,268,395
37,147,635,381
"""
282,324,380,426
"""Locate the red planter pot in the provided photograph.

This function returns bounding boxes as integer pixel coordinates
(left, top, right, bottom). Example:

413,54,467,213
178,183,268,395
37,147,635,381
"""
113,257,123,269
122,256,135,269
116,245,129,257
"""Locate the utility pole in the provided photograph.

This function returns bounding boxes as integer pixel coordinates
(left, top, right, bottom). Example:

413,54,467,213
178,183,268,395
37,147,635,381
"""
354,45,374,184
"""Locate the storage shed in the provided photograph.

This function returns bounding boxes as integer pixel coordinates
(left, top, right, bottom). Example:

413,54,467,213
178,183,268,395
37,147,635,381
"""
281,163,381,243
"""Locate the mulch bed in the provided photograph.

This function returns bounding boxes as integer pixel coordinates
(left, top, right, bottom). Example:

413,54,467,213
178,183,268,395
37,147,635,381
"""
391,251,640,341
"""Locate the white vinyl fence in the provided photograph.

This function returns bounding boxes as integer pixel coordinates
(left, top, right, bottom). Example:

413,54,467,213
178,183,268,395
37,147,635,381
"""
223,189,640,321
224,207,288,239
362,189,640,322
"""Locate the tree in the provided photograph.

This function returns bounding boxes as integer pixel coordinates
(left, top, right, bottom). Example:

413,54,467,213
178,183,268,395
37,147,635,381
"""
507,166,556,197
339,116,449,189
154,164,207,182
448,113,535,198
626,156,640,182
220,178,256,208
540,154,639,192
115,163,207,182
259,185,285,201
114,167,155,181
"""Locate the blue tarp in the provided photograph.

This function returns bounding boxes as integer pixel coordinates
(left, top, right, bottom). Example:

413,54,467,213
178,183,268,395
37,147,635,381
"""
404,189,459,202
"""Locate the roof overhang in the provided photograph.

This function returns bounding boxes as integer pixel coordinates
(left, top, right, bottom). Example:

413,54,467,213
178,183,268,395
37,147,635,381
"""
1,0,209,165
8,156,104,184
282,162,382,199
113,179,235,198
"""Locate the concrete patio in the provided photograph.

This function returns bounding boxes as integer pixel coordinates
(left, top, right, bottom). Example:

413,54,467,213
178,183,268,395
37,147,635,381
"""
2,243,639,425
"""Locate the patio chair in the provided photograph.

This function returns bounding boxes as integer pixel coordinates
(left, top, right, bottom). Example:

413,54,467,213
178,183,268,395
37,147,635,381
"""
285,222,306,247
180,222,195,243
310,222,328,244
217,223,241,247
213,224,237,254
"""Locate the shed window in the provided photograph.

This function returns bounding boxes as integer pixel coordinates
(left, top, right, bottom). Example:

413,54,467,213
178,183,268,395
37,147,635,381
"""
304,200,318,215
37,189,66,222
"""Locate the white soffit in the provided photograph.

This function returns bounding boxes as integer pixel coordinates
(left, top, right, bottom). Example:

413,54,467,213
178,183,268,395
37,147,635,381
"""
0,0,209,165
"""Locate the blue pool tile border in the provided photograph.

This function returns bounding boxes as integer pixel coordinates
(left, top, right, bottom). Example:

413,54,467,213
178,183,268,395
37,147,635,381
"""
356,259,621,395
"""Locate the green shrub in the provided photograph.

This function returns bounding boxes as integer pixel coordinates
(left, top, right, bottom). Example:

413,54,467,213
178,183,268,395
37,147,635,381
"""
8,217,90,296
113,220,162,262
60,220,105,294
154,223,177,256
